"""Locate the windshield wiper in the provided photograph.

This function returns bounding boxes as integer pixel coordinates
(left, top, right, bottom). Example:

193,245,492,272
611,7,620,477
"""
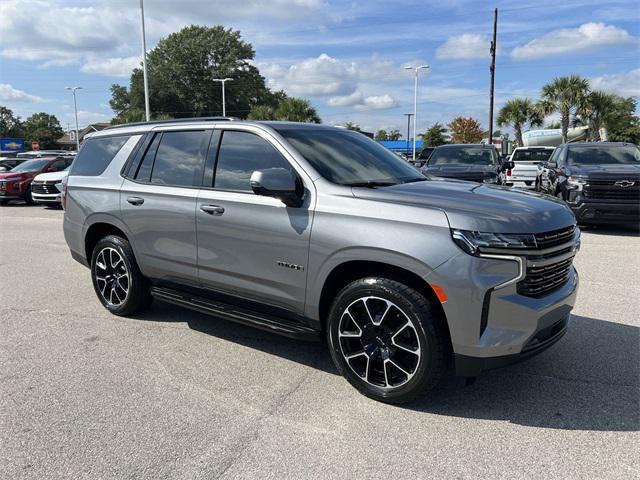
342,181,399,188
401,177,427,184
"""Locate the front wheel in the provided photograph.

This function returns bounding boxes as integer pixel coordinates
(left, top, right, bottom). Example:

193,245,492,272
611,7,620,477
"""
90,235,152,316
327,278,450,404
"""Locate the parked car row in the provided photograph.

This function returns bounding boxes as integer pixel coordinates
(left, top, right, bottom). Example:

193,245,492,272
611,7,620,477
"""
413,141,639,225
0,154,74,205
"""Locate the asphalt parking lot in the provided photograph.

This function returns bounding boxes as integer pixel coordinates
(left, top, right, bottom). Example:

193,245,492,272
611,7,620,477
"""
1,204,638,479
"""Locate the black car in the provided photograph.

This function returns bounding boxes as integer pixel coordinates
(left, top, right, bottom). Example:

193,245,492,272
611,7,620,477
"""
421,144,512,184
412,146,436,167
537,142,640,224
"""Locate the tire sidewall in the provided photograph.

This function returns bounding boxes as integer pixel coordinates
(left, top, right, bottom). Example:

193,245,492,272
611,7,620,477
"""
90,236,136,315
327,278,439,403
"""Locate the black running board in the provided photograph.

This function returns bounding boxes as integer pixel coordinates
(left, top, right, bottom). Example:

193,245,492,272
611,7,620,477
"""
150,286,321,341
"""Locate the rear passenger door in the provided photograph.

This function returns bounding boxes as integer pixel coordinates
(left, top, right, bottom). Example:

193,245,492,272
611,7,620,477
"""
120,128,213,286
196,126,314,314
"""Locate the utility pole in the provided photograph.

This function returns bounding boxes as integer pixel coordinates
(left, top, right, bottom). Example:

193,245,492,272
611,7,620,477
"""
65,86,82,151
404,113,414,158
139,0,150,122
213,78,233,116
488,7,498,143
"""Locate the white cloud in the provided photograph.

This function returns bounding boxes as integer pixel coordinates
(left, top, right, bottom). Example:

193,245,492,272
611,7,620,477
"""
511,22,636,60
265,53,358,96
436,34,491,60
590,69,640,98
355,94,397,111
81,56,141,77
328,91,364,107
0,84,42,103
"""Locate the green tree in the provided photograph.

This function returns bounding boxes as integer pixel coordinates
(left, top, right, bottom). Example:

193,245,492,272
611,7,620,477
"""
604,97,640,144
577,91,633,141
274,97,320,123
447,117,483,144
420,122,447,146
0,106,23,138
388,129,402,141
22,112,64,149
110,108,172,126
540,75,590,143
111,25,267,119
247,104,277,120
343,122,361,132
496,98,543,146
375,129,389,141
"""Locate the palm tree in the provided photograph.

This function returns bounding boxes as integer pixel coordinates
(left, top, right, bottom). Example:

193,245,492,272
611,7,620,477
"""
540,75,590,143
247,105,277,120
576,90,622,141
275,98,321,123
496,98,543,146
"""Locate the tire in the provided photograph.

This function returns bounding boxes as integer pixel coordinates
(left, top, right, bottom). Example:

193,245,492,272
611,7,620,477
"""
24,186,34,204
90,235,152,316
327,277,450,404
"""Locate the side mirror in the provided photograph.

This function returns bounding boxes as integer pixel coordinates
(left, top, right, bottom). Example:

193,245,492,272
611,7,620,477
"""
250,168,303,207
547,161,557,169
47,166,57,172
0,167,6,172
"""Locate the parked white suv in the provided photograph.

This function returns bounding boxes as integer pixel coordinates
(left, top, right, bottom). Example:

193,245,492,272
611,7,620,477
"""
505,146,555,189
31,167,69,205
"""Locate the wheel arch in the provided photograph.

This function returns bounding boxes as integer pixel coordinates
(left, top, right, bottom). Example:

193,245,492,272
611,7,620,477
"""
315,259,451,347
83,214,133,261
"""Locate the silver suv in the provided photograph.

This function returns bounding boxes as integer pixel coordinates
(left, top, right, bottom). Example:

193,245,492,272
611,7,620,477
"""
63,118,580,404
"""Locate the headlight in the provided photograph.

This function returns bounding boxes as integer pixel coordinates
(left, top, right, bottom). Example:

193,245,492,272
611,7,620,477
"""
55,182,63,193
451,229,536,255
567,176,587,190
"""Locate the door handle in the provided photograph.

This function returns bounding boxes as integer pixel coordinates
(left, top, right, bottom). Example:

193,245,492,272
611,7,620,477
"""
126,196,144,206
200,204,225,216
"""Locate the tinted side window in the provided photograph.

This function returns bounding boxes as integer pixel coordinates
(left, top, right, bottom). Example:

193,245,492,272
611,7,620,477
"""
150,131,210,187
50,160,66,171
214,131,291,191
70,135,131,176
135,133,161,182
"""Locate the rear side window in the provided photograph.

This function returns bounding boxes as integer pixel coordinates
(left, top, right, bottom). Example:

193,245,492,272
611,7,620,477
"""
149,131,210,186
70,135,131,176
214,131,291,191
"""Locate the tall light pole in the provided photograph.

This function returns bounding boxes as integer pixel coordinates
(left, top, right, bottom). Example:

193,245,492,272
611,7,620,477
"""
403,113,414,159
404,64,429,161
212,78,233,116
65,86,82,151
139,0,150,122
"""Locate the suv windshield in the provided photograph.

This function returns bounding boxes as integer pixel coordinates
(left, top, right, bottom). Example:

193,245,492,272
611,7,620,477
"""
567,145,640,165
276,128,424,186
512,149,553,163
9,159,49,172
428,146,497,166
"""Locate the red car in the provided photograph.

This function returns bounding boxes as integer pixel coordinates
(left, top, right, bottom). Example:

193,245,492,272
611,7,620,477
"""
0,156,73,205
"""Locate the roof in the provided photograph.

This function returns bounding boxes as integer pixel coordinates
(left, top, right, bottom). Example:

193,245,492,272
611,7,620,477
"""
564,141,635,148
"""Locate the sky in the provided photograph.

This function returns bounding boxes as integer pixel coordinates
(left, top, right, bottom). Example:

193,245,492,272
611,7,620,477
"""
0,0,639,136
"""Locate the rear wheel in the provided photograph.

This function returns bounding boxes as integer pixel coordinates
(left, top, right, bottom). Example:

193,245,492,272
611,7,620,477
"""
24,186,34,204
327,278,449,404
90,235,152,316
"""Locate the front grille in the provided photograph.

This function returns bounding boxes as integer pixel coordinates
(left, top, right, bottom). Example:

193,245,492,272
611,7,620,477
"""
583,179,640,202
517,255,574,297
534,225,576,249
31,181,59,195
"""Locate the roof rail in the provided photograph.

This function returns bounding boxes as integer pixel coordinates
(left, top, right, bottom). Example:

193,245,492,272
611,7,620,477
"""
105,116,239,129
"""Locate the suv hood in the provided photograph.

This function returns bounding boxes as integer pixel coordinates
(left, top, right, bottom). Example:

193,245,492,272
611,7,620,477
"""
352,179,576,233
0,171,29,180
34,170,68,182
568,163,640,179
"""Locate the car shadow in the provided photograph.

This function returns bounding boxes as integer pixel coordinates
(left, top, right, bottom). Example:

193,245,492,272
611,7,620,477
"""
135,304,638,432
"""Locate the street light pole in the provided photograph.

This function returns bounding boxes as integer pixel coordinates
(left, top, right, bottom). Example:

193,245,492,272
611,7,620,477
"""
212,78,233,116
139,0,150,122
403,113,414,159
65,86,82,151
404,65,429,162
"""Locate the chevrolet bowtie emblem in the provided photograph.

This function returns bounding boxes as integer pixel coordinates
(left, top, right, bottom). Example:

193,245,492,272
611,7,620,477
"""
614,180,635,188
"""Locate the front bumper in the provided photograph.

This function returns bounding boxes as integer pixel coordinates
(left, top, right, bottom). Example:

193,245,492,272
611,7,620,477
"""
32,193,62,204
570,200,640,224
505,177,536,188
428,246,579,376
